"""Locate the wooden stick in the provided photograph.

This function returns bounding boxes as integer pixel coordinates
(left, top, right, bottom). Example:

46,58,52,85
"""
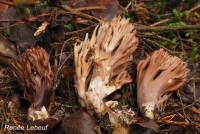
136,24,200,31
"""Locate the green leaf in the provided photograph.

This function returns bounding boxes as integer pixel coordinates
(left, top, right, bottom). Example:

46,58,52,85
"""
64,23,74,31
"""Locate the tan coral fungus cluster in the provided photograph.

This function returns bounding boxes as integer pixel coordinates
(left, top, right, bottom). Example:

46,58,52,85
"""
74,16,139,114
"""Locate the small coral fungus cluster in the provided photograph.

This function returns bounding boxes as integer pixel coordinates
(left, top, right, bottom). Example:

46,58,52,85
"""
137,49,189,119
7,16,189,133
10,47,53,121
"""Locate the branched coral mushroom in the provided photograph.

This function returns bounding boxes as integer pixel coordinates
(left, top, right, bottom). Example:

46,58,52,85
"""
137,49,189,119
10,47,53,121
74,16,138,114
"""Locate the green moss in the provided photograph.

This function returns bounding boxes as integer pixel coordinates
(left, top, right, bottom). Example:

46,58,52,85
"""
190,46,200,61
3,29,11,38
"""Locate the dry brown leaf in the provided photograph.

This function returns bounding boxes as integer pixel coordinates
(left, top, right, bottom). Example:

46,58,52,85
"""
67,0,122,20
0,3,8,12
113,124,128,134
0,34,17,65
0,7,36,50
0,34,16,58
62,109,99,134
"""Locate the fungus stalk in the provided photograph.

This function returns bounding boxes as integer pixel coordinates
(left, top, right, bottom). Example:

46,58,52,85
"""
137,49,189,119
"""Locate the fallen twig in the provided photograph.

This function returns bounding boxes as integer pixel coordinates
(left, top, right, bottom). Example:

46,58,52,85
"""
57,5,103,23
162,98,200,116
136,24,200,31
157,114,200,127
65,24,96,36
76,6,105,12
150,18,172,26
0,0,16,7
158,119,200,127
188,4,200,15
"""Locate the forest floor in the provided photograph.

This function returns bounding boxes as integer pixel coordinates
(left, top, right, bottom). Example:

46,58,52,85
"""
0,0,200,134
